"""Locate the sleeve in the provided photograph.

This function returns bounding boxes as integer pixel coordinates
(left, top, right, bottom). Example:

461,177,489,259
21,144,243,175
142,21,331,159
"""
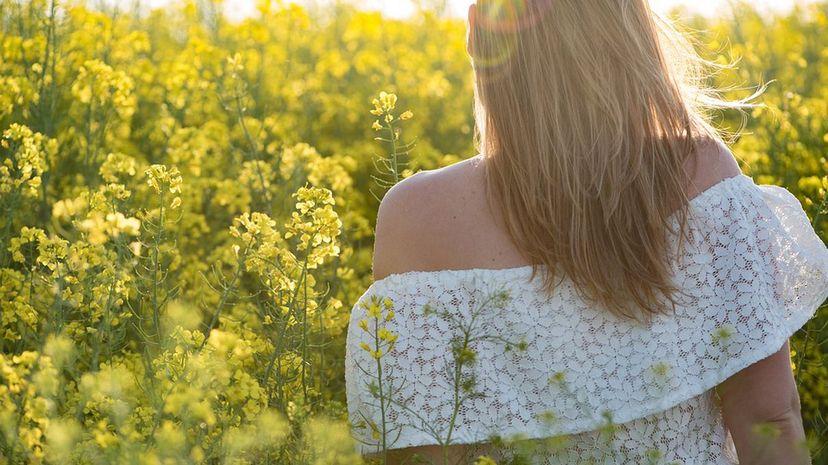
672,180,828,388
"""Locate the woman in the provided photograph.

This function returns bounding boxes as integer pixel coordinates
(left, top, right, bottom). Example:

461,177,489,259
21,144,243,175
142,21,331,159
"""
345,1,827,464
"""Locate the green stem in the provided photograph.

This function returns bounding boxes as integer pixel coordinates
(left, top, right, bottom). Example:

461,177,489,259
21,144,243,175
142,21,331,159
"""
387,119,400,184
443,331,470,465
301,255,309,403
374,315,388,465
263,253,309,407
151,192,165,346
199,240,253,350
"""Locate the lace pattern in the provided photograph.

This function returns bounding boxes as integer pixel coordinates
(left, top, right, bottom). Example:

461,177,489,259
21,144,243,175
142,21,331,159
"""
345,175,828,463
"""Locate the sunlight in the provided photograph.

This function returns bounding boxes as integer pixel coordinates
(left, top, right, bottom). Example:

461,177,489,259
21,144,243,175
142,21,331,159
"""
131,0,815,22
367,0,808,19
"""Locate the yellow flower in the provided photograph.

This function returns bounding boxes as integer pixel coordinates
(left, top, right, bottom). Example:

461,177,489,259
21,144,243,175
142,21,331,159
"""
70,59,135,119
400,110,413,120
367,303,381,318
548,371,566,386
712,325,734,346
378,91,397,111
145,164,183,196
372,120,382,131
368,420,381,440
99,152,137,182
474,456,499,465
650,361,671,378
9,226,46,264
377,327,397,342
227,52,244,72
284,186,342,269
1,124,52,199
358,319,369,331
359,342,371,352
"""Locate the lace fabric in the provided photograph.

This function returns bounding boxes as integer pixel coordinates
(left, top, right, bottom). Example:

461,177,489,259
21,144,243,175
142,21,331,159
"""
344,174,828,464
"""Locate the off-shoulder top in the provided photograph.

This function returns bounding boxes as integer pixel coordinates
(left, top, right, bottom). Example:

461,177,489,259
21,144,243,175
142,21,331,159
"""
344,174,828,464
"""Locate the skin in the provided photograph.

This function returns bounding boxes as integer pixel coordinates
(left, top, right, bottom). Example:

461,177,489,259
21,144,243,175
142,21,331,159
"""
365,5,810,465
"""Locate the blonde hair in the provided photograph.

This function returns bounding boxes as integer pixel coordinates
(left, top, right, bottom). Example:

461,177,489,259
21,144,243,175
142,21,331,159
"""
469,0,761,322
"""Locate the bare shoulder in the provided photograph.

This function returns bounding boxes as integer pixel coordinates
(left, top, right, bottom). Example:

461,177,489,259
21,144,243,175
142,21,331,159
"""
371,155,484,281
684,136,744,199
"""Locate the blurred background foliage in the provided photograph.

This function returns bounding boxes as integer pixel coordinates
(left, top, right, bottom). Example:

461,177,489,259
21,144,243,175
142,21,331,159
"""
0,0,826,463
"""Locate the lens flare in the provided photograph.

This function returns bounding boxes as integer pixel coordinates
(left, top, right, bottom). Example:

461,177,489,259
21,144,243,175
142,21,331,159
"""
470,0,554,77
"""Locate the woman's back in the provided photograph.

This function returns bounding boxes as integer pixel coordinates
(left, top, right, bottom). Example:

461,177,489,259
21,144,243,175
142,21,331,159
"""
370,138,736,282
345,141,826,464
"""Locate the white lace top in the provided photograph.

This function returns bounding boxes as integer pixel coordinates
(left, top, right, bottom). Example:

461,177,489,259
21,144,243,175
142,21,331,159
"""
345,174,828,464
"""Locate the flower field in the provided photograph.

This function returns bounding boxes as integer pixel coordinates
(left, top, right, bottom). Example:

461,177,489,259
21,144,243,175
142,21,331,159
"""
0,0,827,463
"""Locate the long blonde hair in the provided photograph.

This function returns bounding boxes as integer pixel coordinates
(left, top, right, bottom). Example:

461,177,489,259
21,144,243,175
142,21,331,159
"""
469,0,760,322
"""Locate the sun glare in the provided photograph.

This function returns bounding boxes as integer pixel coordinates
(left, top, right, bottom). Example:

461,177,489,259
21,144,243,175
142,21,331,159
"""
130,0,812,22
367,0,804,19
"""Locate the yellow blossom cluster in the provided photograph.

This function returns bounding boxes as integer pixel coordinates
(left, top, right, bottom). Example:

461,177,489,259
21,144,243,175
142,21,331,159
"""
285,186,343,269
9,226,68,272
0,351,59,462
0,269,39,341
229,211,284,276
357,295,398,360
70,59,136,120
278,143,356,195
77,212,141,245
145,164,183,209
0,75,39,120
1,124,55,198
370,91,414,131
99,152,137,183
